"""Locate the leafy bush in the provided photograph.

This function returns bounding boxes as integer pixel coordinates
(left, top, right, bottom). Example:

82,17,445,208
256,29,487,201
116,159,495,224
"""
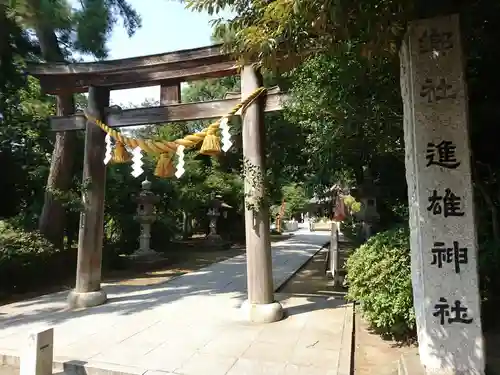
0,222,73,294
339,220,364,245
0,221,58,258
346,226,415,338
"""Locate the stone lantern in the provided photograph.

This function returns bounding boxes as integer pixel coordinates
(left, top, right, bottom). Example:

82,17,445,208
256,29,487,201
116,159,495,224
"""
207,194,222,239
132,179,160,257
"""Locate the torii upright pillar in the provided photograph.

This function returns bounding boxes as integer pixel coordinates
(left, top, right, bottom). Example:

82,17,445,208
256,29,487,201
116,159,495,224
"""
68,86,109,309
240,65,283,323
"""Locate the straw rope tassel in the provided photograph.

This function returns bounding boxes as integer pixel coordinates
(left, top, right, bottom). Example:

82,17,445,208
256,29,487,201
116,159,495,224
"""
155,152,176,178
200,123,221,156
112,140,132,163
199,87,265,155
82,87,267,177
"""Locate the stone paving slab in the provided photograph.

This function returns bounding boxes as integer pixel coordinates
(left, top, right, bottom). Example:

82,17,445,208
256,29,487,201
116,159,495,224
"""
0,231,353,375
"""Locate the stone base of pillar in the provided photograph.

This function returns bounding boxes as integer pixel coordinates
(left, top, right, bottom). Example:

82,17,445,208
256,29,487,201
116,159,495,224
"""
207,233,222,240
129,248,159,259
240,299,284,323
67,289,107,309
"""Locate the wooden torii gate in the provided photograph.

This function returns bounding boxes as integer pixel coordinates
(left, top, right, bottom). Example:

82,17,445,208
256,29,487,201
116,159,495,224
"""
27,45,286,323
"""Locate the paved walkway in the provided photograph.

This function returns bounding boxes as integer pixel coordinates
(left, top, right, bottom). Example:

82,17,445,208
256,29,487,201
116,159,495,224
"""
0,230,353,375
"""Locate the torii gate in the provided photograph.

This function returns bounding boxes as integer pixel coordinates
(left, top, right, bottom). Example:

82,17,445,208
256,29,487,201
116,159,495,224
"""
27,45,286,323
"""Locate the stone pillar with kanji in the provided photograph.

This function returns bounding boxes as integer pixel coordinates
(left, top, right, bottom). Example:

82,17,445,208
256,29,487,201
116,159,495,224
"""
400,14,485,375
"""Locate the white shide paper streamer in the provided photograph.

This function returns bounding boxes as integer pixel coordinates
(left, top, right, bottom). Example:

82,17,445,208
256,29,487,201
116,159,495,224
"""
175,145,186,178
220,117,233,152
131,146,144,178
103,134,112,165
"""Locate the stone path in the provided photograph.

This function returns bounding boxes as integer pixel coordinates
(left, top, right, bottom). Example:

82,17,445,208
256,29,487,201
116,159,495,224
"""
0,230,353,375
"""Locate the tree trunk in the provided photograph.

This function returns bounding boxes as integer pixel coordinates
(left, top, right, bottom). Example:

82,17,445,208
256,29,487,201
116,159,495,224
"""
34,22,77,248
182,211,190,239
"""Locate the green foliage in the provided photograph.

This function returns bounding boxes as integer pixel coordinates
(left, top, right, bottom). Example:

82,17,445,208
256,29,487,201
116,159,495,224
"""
340,220,365,245
343,195,361,214
285,50,404,191
0,221,58,260
8,0,142,59
103,80,250,246
183,76,240,103
346,226,415,338
0,10,53,221
73,0,142,58
264,112,309,199
281,183,308,218
185,0,413,69
243,158,265,212
0,221,69,294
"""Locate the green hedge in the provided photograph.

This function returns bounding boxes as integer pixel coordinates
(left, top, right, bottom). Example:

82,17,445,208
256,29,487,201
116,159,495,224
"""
0,223,75,294
345,226,415,338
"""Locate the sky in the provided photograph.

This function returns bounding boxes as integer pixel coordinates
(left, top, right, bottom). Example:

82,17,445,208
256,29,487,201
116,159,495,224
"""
73,0,230,106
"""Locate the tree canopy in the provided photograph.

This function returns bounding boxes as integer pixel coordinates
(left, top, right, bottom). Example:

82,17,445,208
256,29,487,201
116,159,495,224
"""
185,0,413,69
8,0,141,59
2,0,143,247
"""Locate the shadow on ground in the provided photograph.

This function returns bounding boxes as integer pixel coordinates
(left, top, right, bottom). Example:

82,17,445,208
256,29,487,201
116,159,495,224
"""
0,233,331,335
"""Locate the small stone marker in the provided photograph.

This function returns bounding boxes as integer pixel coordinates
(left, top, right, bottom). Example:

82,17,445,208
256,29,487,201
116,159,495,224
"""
329,222,342,287
20,328,54,375
400,14,485,375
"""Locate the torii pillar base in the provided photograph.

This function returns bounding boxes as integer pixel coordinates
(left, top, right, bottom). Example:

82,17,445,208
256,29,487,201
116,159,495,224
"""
67,290,107,309
240,300,283,324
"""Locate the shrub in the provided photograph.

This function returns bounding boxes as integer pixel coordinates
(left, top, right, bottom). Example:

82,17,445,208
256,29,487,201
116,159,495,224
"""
345,225,415,338
0,222,71,294
0,223,59,265
339,220,364,244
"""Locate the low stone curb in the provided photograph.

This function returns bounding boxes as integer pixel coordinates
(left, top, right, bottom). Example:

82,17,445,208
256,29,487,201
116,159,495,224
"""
398,352,423,375
337,303,355,375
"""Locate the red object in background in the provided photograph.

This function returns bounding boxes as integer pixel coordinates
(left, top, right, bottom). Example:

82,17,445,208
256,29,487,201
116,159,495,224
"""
333,196,346,222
